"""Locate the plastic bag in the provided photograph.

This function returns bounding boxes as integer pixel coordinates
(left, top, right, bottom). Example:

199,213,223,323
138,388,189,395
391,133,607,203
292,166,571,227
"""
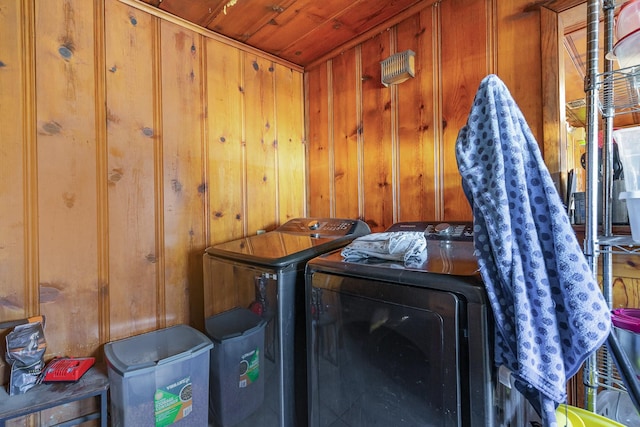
5,321,47,395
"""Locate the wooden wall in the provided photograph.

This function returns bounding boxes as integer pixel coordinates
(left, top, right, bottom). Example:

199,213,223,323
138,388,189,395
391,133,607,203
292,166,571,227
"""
303,0,640,411
0,0,304,414
0,0,547,393
306,0,545,231
2,0,627,420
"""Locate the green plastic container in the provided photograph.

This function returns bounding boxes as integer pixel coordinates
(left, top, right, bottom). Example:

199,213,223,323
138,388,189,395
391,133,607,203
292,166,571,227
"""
206,307,266,427
104,325,213,427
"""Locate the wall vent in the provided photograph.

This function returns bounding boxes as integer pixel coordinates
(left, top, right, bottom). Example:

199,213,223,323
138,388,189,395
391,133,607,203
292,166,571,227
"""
381,50,415,87
566,98,586,109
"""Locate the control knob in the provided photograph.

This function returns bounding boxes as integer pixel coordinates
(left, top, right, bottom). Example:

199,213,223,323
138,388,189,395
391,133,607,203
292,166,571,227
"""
434,222,451,234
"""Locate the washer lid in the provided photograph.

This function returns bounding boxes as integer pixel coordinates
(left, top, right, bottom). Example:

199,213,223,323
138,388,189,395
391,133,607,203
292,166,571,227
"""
205,218,371,267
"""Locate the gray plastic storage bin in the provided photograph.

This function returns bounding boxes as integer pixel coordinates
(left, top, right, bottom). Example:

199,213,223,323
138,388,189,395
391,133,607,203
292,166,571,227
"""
104,325,213,427
206,307,266,427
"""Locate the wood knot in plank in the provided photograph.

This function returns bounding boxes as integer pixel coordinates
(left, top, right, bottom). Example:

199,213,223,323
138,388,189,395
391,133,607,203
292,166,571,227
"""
42,121,62,135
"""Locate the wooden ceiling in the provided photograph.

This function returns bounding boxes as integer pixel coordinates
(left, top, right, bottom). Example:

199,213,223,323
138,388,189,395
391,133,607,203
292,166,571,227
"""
135,0,635,128
138,0,427,66
137,0,591,74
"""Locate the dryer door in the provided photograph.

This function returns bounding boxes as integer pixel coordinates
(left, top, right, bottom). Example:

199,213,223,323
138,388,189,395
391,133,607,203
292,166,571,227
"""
308,273,464,427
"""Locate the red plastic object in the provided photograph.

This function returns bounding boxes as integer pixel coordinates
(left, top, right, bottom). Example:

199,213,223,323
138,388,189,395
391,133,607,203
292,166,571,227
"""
249,301,264,316
42,357,95,382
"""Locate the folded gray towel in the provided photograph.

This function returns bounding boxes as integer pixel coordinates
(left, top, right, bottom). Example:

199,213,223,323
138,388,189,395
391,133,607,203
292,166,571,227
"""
340,231,427,267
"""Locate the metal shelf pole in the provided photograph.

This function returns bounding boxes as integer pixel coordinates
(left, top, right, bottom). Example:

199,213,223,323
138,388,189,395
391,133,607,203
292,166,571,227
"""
601,0,616,390
583,0,600,411
584,0,640,415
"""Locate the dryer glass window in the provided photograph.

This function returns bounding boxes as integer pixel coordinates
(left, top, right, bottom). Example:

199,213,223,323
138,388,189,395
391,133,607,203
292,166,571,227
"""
308,273,464,427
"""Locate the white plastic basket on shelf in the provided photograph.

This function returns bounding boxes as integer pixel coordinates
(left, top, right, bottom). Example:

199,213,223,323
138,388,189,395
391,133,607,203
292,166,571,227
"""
614,127,640,242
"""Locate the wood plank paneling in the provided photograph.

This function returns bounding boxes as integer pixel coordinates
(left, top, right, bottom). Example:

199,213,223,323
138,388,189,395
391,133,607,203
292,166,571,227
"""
0,0,306,403
160,21,206,329
361,32,393,231
495,1,543,142
0,0,32,387
244,55,278,233
396,8,436,222
304,0,550,225
105,0,160,339
440,0,488,220
275,63,306,224
541,6,565,186
331,49,360,219
305,63,332,217
35,0,101,355
206,39,244,245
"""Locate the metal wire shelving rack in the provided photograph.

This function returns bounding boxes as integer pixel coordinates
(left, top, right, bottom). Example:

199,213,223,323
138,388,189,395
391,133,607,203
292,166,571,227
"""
583,0,640,414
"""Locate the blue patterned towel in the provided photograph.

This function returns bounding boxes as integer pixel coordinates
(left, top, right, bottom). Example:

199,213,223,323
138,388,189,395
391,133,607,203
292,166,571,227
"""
455,75,611,426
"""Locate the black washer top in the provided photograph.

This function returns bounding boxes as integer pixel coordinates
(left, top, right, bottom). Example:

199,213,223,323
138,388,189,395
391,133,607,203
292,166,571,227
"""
205,217,371,268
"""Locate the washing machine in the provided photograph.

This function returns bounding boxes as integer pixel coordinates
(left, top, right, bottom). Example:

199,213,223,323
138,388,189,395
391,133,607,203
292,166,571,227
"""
304,221,533,427
203,217,370,427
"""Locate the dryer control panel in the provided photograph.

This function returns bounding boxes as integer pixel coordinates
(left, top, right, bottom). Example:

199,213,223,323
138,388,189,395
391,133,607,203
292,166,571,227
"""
276,217,370,237
425,222,474,241
385,221,474,242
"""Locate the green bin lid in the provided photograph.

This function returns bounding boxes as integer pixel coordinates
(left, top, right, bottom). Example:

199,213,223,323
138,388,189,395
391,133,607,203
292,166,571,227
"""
104,324,213,377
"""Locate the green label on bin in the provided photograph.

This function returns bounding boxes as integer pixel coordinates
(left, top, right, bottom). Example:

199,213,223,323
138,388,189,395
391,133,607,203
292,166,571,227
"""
239,348,259,388
154,376,192,427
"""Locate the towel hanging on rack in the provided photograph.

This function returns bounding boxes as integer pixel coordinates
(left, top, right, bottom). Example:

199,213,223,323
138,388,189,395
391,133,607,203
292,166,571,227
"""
455,74,611,426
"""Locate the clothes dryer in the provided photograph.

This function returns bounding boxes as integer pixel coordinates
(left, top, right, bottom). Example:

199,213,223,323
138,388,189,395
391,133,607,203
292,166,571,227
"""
305,221,532,426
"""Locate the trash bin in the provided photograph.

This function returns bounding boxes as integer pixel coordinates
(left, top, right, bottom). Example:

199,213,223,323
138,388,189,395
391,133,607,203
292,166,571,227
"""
104,324,213,427
206,307,267,427
611,308,640,378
